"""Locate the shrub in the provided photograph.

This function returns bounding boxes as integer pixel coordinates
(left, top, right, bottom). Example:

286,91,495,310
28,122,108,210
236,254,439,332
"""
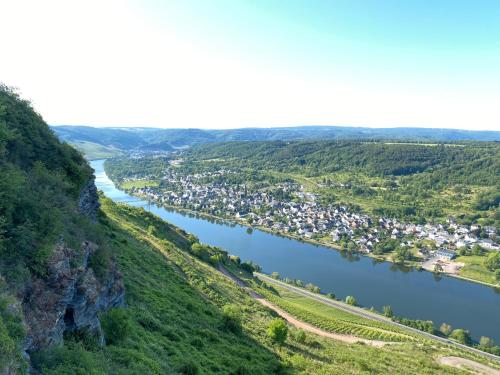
292,329,306,344
450,329,472,345
439,323,452,336
179,360,199,375
267,319,288,345
101,308,130,345
222,304,241,333
345,296,356,306
382,305,393,318
88,247,110,280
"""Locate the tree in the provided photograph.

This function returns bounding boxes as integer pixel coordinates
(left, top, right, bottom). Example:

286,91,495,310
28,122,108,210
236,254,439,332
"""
434,263,443,274
484,252,500,271
267,319,288,345
222,304,241,333
326,292,336,300
450,329,472,345
271,271,280,280
479,336,494,348
439,323,452,336
345,296,356,306
305,283,320,293
382,305,393,318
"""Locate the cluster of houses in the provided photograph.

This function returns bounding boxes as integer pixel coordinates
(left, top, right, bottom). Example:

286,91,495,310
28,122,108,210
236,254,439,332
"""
126,168,499,259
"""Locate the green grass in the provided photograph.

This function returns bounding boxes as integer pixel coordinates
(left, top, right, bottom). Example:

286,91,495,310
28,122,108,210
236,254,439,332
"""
120,180,159,189
73,141,123,160
32,197,500,374
456,255,500,286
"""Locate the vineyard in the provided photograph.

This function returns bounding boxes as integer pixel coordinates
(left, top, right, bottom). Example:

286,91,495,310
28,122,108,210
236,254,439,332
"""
257,285,416,342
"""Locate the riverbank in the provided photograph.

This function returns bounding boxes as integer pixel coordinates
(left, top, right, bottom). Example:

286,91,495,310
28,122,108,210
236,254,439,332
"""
121,188,499,289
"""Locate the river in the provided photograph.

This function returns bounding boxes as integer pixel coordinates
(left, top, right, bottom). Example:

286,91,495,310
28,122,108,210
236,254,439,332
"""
92,159,500,342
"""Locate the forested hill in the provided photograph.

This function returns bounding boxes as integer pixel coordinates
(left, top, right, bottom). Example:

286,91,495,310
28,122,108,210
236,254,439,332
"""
184,140,500,182
179,140,499,223
51,125,500,159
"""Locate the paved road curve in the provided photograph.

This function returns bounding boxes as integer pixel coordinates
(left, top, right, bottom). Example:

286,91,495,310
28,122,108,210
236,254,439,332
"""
255,272,500,362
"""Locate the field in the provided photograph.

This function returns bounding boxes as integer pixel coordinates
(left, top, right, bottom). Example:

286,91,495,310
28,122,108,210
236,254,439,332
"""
456,255,500,285
119,180,159,189
73,141,123,160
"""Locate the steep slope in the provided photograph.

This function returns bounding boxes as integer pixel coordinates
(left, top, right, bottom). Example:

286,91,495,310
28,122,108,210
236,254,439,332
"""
31,196,496,374
0,85,124,373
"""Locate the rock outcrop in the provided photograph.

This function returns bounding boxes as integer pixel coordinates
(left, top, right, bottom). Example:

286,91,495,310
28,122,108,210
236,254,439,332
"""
78,177,100,222
22,240,124,352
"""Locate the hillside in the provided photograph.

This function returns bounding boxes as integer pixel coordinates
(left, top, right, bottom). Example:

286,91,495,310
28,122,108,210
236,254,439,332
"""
51,125,500,159
0,86,124,373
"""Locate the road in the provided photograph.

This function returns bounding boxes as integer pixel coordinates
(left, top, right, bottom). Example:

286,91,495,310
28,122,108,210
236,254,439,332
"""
254,272,500,362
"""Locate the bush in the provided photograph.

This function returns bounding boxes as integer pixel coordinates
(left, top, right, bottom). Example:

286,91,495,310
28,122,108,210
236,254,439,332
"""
345,296,356,306
88,247,110,280
450,329,472,345
382,305,393,318
439,323,452,336
292,329,306,344
267,319,288,345
101,308,130,345
179,360,199,375
222,304,241,333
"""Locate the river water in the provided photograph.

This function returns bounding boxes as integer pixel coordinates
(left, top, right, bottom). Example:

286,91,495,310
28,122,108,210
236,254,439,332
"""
92,159,500,342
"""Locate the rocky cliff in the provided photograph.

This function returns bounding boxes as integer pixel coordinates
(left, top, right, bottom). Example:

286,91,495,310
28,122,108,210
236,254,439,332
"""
22,180,124,353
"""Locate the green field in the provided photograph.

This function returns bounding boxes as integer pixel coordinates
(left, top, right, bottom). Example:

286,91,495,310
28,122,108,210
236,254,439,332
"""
120,180,159,189
456,255,500,286
73,141,124,160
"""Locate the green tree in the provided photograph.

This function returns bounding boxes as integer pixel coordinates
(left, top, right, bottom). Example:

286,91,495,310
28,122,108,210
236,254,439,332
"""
450,329,472,345
267,319,288,345
271,271,280,280
484,252,500,271
479,336,494,348
382,305,393,318
439,323,452,336
345,296,357,306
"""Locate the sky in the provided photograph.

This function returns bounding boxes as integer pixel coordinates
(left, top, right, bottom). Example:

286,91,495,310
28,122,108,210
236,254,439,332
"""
1,0,499,130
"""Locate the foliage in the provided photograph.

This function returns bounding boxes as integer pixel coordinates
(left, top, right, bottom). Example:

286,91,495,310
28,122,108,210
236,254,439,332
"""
345,296,356,306
101,308,130,345
450,329,472,345
222,304,242,333
267,319,288,345
484,252,500,271
0,85,92,280
439,323,452,336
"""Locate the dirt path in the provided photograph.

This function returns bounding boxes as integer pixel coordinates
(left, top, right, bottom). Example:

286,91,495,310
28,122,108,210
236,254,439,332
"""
438,356,500,375
218,266,389,347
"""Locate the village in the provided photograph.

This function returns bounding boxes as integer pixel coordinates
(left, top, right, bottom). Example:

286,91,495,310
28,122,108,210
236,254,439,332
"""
124,168,499,268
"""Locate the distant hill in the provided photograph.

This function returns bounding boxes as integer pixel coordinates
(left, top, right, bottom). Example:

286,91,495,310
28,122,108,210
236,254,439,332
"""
52,125,500,158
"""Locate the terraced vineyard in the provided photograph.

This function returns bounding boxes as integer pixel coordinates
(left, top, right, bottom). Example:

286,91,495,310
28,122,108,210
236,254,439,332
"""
256,285,416,342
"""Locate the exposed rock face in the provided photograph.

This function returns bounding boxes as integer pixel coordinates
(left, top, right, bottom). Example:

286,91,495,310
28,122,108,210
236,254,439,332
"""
78,177,100,222
22,241,125,352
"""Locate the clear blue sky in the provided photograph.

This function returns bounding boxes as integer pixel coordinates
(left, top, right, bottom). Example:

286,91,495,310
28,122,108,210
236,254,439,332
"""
1,0,499,129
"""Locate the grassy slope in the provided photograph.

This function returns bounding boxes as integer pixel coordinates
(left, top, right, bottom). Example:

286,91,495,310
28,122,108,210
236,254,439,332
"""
33,197,498,374
72,141,123,160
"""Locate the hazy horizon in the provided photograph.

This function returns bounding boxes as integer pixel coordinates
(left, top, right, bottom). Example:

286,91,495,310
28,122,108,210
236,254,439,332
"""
2,1,500,131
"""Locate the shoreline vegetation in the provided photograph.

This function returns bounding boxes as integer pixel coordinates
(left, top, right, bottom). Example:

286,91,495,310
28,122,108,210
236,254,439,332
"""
117,186,500,289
